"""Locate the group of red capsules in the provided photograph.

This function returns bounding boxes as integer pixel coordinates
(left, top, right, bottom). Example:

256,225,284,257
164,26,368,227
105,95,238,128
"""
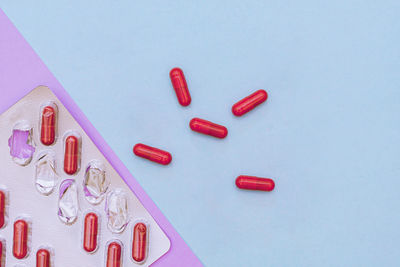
133,67,275,193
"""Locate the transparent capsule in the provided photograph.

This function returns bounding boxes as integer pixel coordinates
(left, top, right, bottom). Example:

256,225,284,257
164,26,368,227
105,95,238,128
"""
83,161,109,205
8,121,35,166
105,189,129,234
58,179,79,224
35,151,58,195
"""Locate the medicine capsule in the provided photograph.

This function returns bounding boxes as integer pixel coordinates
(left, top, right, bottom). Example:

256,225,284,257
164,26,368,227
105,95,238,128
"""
13,219,29,259
133,143,172,165
0,190,5,229
170,67,191,106
235,175,275,191
106,241,122,267
0,240,4,267
189,118,228,139
40,105,56,145
83,212,99,253
64,134,80,175
232,89,268,117
36,248,51,267
132,223,148,263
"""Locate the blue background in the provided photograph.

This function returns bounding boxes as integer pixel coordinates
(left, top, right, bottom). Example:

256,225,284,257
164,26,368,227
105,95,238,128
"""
1,1,400,266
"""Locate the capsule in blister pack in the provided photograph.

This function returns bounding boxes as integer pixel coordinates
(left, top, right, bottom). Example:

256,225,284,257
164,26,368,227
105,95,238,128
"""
13,217,31,260
105,189,129,234
39,102,58,146
58,179,79,224
35,151,58,196
63,131,81,175
83,160,109,205
131,221,149,264
105,240,123,267
8,121,35,166
0,238,5,267
0,188,8,229
36,247,54,267
82,211,100,254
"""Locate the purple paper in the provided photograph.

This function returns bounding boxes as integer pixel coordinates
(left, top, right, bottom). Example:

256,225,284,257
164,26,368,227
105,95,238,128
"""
0,8,202,267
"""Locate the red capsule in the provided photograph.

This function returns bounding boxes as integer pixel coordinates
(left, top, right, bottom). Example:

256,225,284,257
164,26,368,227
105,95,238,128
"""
170,67,191,106
106,241,122,267
232,89,268,117
235,176,275,191
36,248,51,267
0,240,4,267
132,223,147,263
189,118,228,139
133,144,172,165
64,135,80,175
40,105,56,145
0,191,5,229
13,219,29,259
83,213,99,253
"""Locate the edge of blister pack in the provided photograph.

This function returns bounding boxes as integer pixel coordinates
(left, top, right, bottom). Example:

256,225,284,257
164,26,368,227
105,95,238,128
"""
0,9,203,267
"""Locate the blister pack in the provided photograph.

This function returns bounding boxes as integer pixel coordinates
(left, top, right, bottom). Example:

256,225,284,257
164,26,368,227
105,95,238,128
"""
0,86,170,266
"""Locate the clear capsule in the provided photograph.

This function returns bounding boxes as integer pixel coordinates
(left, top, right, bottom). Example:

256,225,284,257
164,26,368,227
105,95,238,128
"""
105,189,129,234
35,151,57,195
8,121,35,166
58,179,79,224
83,161,109,205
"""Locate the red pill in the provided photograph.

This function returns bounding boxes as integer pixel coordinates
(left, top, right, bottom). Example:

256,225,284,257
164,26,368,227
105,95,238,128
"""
106,241,122,267
133,143,172,165
40,105,56,145
0,240,4,267
235,176,275,191
232,89,268,116
189,118,228,139
170,67,191,106
83,212,99,253
0,191,5,229
64,134,80,175
36,248,51,267
132,223,148,263
13,219,29,259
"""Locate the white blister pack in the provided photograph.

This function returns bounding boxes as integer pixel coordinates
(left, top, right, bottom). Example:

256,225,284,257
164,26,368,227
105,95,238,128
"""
0,86,170,266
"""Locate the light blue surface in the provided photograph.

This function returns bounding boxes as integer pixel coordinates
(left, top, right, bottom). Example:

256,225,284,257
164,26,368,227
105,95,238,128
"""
1,1,400,266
